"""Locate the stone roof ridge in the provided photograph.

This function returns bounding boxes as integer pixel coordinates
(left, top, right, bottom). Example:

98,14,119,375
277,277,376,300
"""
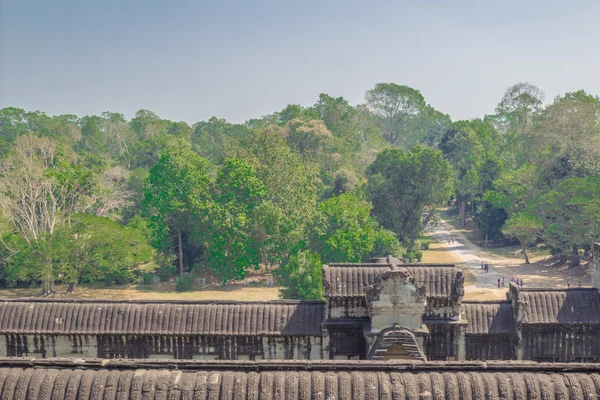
0,298,326,305
461,300,512,304
516,287,598,292
326,263,455,268
4,357,600,373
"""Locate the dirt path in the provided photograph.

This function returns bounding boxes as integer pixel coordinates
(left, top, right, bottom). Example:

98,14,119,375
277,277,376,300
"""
426,220,588,300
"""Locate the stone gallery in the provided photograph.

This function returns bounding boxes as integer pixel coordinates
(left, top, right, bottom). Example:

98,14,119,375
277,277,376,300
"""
2,357,600,399
1,249,600,363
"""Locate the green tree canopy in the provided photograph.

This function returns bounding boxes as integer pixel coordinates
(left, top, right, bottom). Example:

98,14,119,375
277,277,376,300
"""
311,192,402,263
205,158,267,281
366,145,453,246
143,141,211,275
365,83,426,145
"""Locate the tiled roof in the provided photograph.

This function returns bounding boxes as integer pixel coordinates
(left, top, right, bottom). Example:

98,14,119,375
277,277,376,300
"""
0,358,599,399
461,302,516,335
0,300,325,336
323,263,462,299
518,289,600,325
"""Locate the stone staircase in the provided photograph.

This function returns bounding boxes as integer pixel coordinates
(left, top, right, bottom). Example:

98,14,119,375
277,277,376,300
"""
367,327,427,361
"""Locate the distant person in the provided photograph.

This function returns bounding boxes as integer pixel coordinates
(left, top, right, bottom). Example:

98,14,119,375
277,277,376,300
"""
497,278,501,288
567,280,571,288
520,279,524,287
578,280,582,287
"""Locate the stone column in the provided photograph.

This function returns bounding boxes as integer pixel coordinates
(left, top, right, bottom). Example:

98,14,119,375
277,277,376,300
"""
321,328,330,360
591,243,600,288
456,325,466,361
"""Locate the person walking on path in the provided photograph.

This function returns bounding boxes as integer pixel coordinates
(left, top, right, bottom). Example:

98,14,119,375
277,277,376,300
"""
497,278,501,288
567,280,571,288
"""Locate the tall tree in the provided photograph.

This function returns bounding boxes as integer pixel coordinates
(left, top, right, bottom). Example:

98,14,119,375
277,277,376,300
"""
143,141,211,275
314,93,361,148
205,158,267,281
502,212,542,264
441,121,486,227
0,134,97,293
230,129,319,265
496,82,545,133
284,118,333,157
532,90,600,185
537,176,600,266
277,250,323,300
310,192,402,263
365,83,426,145
366,146,453,246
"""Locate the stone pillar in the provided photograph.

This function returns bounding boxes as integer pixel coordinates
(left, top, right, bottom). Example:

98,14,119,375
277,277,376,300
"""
456,325,466,361
591,243,600,288
514,329,525,360
321,328,330,360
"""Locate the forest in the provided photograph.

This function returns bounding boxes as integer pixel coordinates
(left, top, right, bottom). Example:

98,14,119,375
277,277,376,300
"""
0,82,598,298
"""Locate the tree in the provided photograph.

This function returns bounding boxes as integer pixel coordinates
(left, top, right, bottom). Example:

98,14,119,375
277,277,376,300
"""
143,141,211,275
502,212,542,264
532,91,600,184
99,112,138,167
314,93,361,148
365,83,426,145
400,106,451,148
441,121,486,227
366,146,453,246
230,129,319,265
496,82,545,133
57,214,154,292
129,109,162,138
537,177,600,266
485,164,539,219
311,192,387,262
1,214,155,292
0,107,30,154
277,250,323,300
284,118,333,157
192,117,250,162
78,117,106,156
205,158,267,281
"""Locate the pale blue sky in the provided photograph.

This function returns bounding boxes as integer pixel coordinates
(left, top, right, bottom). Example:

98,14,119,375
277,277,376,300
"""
1,0,599,123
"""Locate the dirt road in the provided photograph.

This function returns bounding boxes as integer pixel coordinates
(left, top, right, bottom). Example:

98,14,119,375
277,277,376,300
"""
426,220,588,300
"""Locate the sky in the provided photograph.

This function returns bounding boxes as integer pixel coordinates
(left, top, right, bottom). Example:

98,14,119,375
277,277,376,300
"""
1,0,600,124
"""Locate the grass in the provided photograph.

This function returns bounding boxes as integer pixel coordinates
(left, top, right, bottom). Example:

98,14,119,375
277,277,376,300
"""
0,282,283,301
419,232,461,264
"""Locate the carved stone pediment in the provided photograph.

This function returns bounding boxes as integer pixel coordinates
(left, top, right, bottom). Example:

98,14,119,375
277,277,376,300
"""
365,269,427,331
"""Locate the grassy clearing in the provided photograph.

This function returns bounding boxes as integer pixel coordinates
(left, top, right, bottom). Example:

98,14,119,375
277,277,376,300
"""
0,282,283,301
420,232,461,264
437,207,552,262
463,288,508,301
419,232,477,286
